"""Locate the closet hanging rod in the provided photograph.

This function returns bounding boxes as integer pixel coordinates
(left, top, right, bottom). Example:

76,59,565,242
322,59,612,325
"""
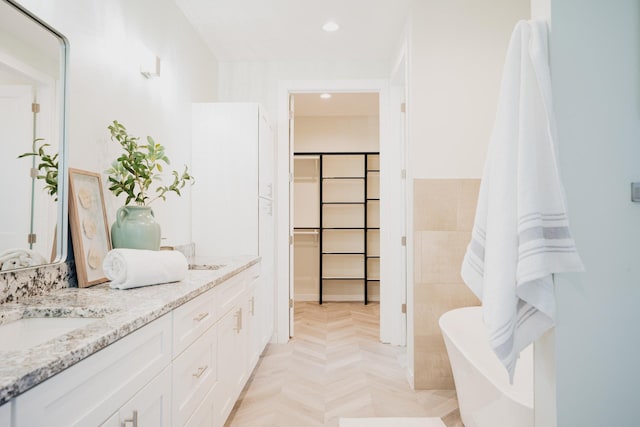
294,229,319,235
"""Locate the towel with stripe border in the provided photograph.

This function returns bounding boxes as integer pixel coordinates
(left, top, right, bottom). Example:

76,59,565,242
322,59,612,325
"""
460,19,584,382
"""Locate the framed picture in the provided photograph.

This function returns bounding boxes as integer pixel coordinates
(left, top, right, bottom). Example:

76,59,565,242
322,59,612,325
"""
68,168,111,287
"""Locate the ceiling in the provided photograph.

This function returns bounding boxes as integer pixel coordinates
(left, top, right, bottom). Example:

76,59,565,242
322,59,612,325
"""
294,93,378,117
174,0,411,62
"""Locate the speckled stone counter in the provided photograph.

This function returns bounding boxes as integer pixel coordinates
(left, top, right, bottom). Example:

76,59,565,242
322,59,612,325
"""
0,255,259,406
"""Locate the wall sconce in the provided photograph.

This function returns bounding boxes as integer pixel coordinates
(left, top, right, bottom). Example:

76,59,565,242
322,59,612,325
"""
140,52,161,79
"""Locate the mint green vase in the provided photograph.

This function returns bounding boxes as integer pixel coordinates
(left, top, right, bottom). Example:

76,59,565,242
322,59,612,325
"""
111,206,161,250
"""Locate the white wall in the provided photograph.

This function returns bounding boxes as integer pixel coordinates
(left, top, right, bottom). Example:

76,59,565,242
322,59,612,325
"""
528,3,556,427
551,0,640,425
16,0,218,245
404,0,530,387
407,0,530,180
295,116,379,153
217,60,389,121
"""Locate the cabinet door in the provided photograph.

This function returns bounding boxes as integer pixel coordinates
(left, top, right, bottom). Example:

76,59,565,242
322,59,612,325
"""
213,304,247,427
0,401,11,427
100,411,119,427
258,107,275,198
118,365,172,427
184,386,215,427
14,314,171,427
100,366,171,427
247,276,267,371
192,103,259,257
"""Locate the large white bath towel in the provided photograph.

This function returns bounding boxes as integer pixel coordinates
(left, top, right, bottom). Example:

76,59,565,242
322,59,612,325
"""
461,20,584,381
0,249,47,271
103,248,188,289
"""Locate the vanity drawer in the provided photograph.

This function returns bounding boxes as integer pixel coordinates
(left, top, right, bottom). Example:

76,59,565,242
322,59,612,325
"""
172,287,217,358
214,273,248,320
245,263,261,284
172,323,217,427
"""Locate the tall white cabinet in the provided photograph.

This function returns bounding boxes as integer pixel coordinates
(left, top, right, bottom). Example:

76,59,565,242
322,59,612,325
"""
191,103,275,341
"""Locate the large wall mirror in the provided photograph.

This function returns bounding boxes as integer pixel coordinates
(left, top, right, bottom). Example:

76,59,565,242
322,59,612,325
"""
0,0,68,271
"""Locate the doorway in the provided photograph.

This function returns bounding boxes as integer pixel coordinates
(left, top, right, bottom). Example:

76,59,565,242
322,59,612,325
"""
292,93,380,310
275,79,405,345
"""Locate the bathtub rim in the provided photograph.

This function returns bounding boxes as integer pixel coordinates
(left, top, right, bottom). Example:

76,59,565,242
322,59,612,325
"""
439,305,534,410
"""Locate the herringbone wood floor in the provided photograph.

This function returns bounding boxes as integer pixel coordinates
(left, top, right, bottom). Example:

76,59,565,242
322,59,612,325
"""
226,302,463,427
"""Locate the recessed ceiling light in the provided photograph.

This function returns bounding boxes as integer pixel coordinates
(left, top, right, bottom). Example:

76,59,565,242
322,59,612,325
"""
322,21,339,32
320,93,332,99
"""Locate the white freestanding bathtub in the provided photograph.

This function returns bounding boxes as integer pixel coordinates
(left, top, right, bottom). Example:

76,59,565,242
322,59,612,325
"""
439,307,533,427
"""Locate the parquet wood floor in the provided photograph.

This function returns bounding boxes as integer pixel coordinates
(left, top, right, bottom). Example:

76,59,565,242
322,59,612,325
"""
226,302,462,427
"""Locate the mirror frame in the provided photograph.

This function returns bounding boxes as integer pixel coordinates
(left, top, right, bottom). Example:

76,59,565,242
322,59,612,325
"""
3,0,69,269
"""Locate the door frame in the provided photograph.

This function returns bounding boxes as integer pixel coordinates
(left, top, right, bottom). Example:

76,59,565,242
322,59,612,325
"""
275,79,404,345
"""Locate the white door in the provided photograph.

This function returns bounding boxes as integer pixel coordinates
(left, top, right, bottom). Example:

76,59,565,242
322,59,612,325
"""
288,94,295,337
399,100,408,346
0,85,33,250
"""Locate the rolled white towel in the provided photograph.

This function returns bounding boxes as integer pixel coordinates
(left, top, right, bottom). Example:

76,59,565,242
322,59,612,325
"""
103,248,188,290
0,249,47,271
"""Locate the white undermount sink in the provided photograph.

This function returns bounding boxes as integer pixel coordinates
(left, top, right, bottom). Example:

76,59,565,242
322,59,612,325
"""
0,317,98,351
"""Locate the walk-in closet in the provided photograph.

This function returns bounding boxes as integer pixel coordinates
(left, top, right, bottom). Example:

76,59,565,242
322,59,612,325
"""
292,93,380,304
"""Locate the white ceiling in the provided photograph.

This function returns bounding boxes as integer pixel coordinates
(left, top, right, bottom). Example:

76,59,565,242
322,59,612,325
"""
174,0,411,62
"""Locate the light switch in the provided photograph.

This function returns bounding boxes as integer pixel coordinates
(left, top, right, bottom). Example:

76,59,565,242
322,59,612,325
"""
631,182,640,202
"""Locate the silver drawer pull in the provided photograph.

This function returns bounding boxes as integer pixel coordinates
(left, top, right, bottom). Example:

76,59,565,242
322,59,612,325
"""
121,410,138,427
233,308,242,333
250,297,255,315
193,312,209,322
192,365,208,378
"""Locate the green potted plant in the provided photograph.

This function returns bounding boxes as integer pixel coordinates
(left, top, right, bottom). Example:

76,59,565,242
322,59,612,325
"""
106,120,194,250
18,139,59,200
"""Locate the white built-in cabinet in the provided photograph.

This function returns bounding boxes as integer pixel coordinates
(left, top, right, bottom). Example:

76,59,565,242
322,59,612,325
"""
192,102,275,351
191,103,274,258
9,263,267,427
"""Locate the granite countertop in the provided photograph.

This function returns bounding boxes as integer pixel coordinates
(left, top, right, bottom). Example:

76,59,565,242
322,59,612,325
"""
0,255,259,406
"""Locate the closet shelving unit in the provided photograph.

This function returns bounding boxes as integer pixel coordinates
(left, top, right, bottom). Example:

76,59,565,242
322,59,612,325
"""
365,154,380,305
294,152,380,305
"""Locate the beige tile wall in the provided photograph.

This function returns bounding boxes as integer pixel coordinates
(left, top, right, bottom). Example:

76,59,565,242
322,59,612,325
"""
413,179,481,389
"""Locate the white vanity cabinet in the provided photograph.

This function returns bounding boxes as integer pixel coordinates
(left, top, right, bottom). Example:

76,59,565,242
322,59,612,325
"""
7,261,269,427
14,313,172,427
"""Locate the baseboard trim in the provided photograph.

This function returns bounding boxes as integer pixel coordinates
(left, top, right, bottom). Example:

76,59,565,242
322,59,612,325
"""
407,370,415,390
295,294,381,302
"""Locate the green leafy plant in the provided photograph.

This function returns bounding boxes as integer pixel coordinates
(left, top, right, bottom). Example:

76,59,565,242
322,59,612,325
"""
18,139,58,201
106,120,194,206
